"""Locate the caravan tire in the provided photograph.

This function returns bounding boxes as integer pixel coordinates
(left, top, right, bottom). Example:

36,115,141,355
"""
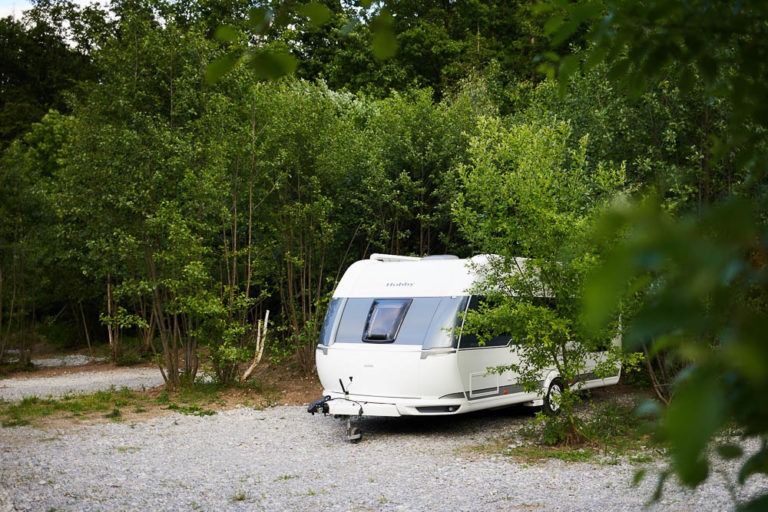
348,427,362,443
543,379,563,416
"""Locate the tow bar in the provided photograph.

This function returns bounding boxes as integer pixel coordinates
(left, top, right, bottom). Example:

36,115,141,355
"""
307,378,364,443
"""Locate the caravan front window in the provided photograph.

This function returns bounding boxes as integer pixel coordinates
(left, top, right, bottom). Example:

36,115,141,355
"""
363,299,412,342
330,297,466,346
421,296,467,349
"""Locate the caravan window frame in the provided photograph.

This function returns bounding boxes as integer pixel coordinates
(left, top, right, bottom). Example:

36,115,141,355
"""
363,299,412,343
323,297,467,347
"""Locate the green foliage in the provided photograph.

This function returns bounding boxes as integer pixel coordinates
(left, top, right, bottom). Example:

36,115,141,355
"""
5,13,763,507
536,0,768,507
1,0,499,379
0,13,98,147
453,110,625,439
538,409,581,447
104,408,122,420
1,0,566,380
585,195,768,488
206,1,551,99
509,395,655,461
165,403,216,417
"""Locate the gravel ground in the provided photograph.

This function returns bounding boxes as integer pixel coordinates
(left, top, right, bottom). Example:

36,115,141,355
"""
0,366,164,401
1,367,767,511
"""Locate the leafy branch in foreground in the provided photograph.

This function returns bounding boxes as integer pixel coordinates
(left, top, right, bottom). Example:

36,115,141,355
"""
542,1,768,505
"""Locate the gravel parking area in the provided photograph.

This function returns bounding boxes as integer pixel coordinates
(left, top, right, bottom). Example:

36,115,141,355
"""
0,366,164,401
1,365,767,511
1,403,767,511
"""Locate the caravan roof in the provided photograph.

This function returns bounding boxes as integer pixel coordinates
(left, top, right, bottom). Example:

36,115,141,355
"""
333,254,501,298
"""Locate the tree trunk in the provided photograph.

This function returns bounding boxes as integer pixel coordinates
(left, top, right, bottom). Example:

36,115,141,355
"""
241,310,269,382
146,250,180,390
77,300,93,357
106,273,119,362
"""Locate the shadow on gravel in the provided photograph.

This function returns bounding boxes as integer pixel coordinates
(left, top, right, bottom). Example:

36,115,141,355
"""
319,386,636,442
328,404,537,441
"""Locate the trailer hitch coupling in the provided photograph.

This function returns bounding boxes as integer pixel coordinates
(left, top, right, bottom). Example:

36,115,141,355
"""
307,395,331,415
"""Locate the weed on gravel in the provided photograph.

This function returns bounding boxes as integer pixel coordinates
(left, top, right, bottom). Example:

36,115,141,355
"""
0,383,274,427
0,387,142,426
472,395,661,465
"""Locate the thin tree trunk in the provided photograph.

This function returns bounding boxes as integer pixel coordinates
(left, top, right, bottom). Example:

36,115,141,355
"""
106,273,119,362
77,300,93,357
241,310,269,382
644,346,672,405
0,267,4,361
147,250,179,389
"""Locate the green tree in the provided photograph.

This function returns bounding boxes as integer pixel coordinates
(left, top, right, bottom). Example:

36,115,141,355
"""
453,114,625,439
237,80,369,371
538,0,768,505
0,13,96,147
0,108,103,362
0,136,48,363
361,87,485,255
46,1,278,386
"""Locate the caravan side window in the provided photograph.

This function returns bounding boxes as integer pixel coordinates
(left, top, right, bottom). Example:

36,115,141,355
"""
363,299,412,343
458,295,512,349
319,298,344,346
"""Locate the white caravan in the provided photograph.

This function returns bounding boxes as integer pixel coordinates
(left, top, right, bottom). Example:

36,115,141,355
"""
308,254,621,441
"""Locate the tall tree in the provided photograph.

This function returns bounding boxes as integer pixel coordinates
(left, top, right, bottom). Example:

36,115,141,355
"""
453,113,626,438
0,14,95,147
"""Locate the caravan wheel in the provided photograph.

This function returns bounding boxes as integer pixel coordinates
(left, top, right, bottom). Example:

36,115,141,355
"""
543,379,563,416
348,427,362,443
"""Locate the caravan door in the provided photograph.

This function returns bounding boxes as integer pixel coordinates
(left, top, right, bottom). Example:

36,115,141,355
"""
457,337,521,400
456,295,521,401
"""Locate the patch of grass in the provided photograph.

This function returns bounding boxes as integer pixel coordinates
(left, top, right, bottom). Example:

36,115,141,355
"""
479,398,659,464
504,444,596,463
258,390,282,409
0,369,293,427
0,361,36,377
241,378,266,393
155,391,171,405
165,403,216,417
174,382,226,404
579,401,658,458
0,388,144,427
629,452,655,464
115,446,141,453
231,491,248,502
2,417,31,427
104,408,122,420
154,382,228,416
